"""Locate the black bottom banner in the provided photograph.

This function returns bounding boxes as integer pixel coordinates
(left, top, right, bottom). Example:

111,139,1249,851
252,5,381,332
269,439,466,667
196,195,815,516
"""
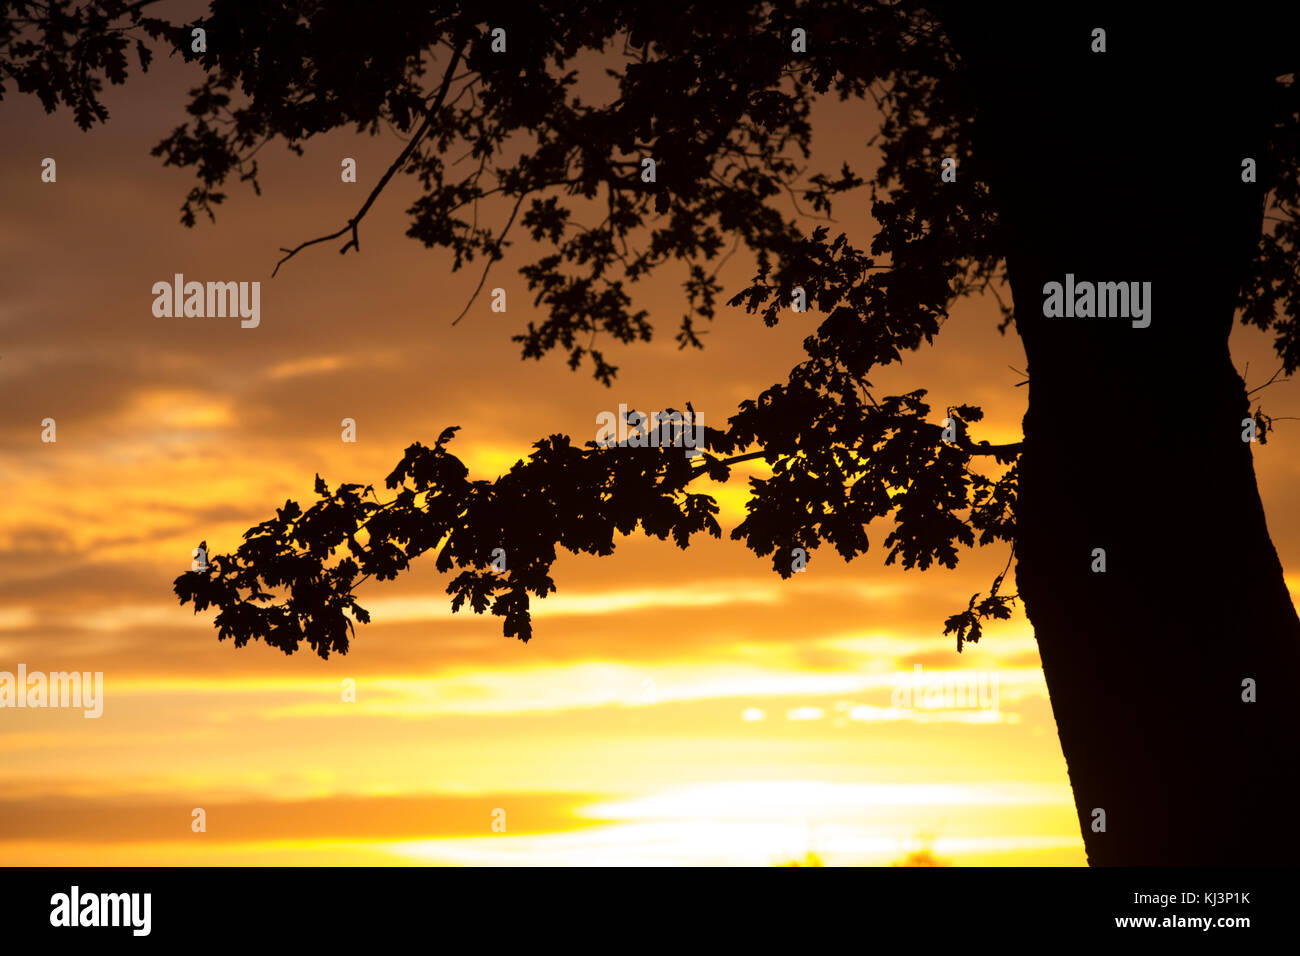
0,866,1283,943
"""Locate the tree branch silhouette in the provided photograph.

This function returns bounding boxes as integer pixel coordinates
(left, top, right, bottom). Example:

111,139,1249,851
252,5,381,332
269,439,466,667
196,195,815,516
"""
272,39,469,278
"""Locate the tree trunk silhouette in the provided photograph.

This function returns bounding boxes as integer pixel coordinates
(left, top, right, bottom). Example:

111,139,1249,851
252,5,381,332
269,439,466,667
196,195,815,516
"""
940,5,1300,864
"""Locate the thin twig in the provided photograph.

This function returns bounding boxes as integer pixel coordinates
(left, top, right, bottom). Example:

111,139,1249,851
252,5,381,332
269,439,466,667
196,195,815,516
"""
450,192,528,326
684,449,773,484
1247,363,1288,396
271,39,467,277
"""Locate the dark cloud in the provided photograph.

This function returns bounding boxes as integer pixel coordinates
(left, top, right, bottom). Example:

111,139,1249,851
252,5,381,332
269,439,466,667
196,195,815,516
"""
0,791,599,843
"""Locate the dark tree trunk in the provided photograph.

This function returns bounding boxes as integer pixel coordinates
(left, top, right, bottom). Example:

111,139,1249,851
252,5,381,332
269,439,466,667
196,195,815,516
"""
938,5,1300,864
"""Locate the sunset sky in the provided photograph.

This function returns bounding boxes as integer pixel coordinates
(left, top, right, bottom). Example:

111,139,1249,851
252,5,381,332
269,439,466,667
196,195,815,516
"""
3,30,1298,866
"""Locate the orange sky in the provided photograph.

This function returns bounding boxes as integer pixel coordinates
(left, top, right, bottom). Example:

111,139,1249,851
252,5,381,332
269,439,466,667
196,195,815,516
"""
2,33,1298,866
